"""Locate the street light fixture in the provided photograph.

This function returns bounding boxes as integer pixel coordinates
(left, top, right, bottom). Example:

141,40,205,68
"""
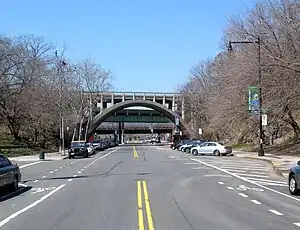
228,36,264,156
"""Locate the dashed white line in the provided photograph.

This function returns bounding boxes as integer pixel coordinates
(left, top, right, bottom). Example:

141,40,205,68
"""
81,169,84,171
218,181,224,185
227,186,234,190
68,179,72,182
0,184,65,227
78,171,82,174
54,169,58,172
294,223,300,227
251,200,262,204
33,180,39,183
184,162,200,165
84,166,87,169
49,171,53,174
42,176,46,178
73,175,78,177
268,209,283,216
238,193,248,198
60,166,63,169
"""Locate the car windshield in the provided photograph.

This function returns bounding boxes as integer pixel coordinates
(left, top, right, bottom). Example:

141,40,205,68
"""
71,142,86,147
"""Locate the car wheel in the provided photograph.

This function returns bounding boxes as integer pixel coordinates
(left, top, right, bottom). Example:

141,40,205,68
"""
289,175,299,195
214,150,220,156
184,148,189,154
192,149,198,156
10,175,19,191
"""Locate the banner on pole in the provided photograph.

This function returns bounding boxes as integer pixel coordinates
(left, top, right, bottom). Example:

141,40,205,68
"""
248,86,260,113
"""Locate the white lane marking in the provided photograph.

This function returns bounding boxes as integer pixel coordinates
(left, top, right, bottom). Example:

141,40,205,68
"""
225,169,246,173
175,159,189,161
249,171,267,175
192,167,211,170
268,209,283,216
49,171,53,174
0,184,65,227
204,174,232,178
244,177,287,184
227,186,234,190
78,171,82,174
33,180,38,183
257,182,288,187
235,173,269,178
294,223,300,227
54,169,58,172
42,176,46,178
218,182,224,185
191,158,300,202
184,162,200,165
68,179,72,182
84,166,87,169
60,166,63,169
81,169,84,171
18,183,28,187
251,200,262,204
220,166,268,171
73,175,78,177
238,193,248,198
19,162,43,169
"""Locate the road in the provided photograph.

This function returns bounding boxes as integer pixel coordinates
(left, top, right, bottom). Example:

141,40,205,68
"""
1,145,300,230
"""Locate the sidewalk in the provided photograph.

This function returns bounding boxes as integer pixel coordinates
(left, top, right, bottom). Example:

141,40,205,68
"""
9,152,68,162
233,150,299,178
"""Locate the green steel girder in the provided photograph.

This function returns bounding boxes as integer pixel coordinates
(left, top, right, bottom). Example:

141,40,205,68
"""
103,115,171,123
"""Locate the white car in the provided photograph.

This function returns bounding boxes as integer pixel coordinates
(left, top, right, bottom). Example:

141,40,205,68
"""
190,142,232,156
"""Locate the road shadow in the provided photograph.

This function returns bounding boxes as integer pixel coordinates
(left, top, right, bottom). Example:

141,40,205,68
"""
22,172,152,183
0,185,32,202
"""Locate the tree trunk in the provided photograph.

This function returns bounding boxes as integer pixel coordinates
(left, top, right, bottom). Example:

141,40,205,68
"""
283,105,300,143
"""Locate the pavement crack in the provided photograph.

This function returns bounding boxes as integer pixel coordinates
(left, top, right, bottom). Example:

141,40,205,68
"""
172,197,195,230
142,151,147,161
104,160,123,177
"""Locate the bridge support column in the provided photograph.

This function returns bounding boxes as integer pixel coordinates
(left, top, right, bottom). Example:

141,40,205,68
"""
172,94,175,111
118,122,125,144
163,94,166,107
122,93,125,102
153,93,156,102
100,93,103,113
143,93,146,100
111,93,114,106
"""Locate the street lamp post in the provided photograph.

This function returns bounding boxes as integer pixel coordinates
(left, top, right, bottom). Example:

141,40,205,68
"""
228,36,264,156
55,51,67,156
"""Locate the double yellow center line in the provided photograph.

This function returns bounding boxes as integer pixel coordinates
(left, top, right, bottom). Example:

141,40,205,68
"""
133,146,138,159
137,180,154,230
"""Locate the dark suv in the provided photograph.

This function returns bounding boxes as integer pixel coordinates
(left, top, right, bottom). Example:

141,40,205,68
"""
68,141,89,159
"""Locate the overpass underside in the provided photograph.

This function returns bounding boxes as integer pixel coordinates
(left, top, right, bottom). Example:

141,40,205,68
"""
94,108,176,140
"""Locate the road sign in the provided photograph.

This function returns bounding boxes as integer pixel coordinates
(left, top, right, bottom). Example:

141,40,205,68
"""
198,128,202,135
262,114,267,126
248,86,260,112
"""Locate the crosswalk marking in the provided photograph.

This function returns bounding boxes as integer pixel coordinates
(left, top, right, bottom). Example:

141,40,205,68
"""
186,156,287,187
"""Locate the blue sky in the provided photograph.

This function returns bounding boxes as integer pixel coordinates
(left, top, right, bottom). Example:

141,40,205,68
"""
1,0,256,92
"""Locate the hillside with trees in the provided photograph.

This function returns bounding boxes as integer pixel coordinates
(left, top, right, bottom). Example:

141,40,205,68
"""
181,0,300,154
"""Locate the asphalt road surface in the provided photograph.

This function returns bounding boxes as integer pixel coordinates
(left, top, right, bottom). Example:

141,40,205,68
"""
1,145,300,230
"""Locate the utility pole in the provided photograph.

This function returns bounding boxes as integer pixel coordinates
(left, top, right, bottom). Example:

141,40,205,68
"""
228,36,264,156
55,51,67,156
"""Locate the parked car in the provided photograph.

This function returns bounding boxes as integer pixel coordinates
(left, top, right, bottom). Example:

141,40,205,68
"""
288,161,300,195
190,142,232,156
0,154,21,191
175,139,191,150
68,141,90,159
182,140,206,153
91,139,105,151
